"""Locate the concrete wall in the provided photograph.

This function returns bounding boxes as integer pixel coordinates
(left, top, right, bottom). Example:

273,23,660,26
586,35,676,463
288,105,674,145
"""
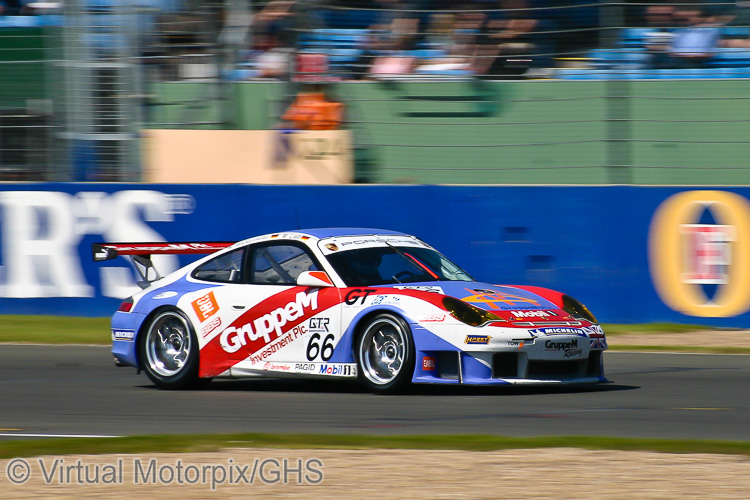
150,80,750,185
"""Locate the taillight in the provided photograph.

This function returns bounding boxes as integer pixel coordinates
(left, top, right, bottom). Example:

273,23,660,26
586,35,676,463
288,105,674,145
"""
118,297,134,313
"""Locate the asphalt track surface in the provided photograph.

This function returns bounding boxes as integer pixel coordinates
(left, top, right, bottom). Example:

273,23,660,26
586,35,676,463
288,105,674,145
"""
1,345,749,441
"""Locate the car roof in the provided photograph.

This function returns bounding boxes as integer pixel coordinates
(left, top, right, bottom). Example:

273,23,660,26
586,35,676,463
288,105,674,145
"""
294,228,410,239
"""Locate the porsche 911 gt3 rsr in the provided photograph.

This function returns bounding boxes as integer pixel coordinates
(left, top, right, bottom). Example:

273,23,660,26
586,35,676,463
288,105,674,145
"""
94,228,607,393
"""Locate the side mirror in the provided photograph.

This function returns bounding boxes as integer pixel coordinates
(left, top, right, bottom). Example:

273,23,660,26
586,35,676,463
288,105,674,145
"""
296,271,335,288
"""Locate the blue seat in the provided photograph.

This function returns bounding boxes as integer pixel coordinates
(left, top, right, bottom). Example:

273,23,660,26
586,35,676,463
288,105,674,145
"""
721,26,750,38
707,48,750,67
588,48,649,70
619,28,656,48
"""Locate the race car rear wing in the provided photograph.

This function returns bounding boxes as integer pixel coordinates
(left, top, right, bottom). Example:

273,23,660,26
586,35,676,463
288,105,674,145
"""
92,242,234,289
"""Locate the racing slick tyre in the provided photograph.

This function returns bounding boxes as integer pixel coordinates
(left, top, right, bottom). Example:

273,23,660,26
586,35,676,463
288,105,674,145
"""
138,309,200,389
356,313,415,394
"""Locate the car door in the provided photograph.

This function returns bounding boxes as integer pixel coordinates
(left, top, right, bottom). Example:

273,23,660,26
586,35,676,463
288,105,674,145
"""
194,240,342,374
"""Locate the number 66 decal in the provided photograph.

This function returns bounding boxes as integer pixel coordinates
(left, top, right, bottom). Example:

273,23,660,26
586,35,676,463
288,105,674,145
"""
306,333,335,361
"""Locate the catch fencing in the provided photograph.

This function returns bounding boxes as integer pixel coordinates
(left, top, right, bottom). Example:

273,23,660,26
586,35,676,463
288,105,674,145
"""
0,1,748,182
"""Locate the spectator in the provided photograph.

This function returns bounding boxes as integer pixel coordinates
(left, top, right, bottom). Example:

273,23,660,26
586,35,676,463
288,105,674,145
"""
280,84,344,130
667,9,720,68
643,4,677,69
357,0,424,79
238,33,293,79
412,12,476,75
720,1,750,48
0,0,23,15
473,0,540,79
252,0,297,49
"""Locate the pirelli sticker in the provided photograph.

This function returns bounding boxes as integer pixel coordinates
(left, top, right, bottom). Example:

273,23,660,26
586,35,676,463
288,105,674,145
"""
649,190,750,317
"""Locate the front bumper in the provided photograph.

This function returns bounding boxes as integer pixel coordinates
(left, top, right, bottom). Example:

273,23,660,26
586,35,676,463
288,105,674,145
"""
413,332,606,385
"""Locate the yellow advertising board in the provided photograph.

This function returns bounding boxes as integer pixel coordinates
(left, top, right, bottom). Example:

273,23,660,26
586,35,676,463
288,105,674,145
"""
649,190,750,317
142,129,353,184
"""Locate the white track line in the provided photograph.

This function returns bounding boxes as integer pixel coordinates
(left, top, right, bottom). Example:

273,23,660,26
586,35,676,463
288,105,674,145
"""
0,433,120,438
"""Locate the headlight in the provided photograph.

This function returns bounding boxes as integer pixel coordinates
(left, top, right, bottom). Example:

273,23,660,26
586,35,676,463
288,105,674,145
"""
562,295,597,323
442,297,503,326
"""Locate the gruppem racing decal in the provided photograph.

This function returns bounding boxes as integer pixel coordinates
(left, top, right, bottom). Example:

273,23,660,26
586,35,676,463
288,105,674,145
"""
198,287,341,378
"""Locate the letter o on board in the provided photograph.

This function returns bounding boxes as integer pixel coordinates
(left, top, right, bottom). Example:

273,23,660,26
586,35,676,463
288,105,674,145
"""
648,190,750,317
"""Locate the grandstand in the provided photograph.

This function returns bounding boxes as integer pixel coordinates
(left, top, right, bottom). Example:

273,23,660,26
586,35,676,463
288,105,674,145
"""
0,1,749,183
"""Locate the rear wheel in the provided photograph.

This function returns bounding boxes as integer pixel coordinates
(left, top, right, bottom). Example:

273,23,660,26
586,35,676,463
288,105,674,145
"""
356,313,414,394
138,309,200,389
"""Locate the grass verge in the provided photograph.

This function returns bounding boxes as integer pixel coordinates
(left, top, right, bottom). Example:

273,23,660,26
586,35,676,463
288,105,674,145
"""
2,433,750,459
0,315,110,344
0,317,732,346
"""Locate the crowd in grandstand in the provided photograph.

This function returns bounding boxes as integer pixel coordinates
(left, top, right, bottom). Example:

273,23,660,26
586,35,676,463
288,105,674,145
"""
234,1,750,80
2,0,750,79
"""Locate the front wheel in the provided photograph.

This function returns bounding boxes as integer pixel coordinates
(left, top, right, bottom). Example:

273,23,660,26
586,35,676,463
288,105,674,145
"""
138,309,200,389
356,313,415,394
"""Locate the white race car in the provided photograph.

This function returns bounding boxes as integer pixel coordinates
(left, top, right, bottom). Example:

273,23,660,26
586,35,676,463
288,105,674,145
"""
94,228,607,393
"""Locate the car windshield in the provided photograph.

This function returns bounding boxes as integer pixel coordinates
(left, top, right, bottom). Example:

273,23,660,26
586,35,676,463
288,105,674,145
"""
326,246,473,287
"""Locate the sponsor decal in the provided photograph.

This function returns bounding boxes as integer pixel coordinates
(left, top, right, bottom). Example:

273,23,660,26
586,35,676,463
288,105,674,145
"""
508,340,525,349
465,335,491,345
198,287,341,379
308,317,330,333
344,288,376,306
372,295,400,305
192,290,219,322
263,362,292,371
545,339,578,350
295,363,317,372
510,310,556,318
324,243,339,252
338,238,379,248
462,289,540,310
422,356,437,370
201,316,222,338
649,190,750,317
112,329,135,341
583,325,607,349
153,291,178,300
219,291,318,353
113,243,216,253
564,349,584,358
583,325,605,336
393,285,445,294
419,313,446,322
529,327,586,337
250,325,308,364
589,337,608,350
319,364,356,376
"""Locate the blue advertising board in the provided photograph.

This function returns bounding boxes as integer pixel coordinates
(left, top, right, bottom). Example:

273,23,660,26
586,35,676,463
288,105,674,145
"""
0,184,747,328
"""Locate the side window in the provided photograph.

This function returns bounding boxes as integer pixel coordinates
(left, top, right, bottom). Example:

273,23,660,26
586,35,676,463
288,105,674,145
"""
250,244,319,285
192,248,244,283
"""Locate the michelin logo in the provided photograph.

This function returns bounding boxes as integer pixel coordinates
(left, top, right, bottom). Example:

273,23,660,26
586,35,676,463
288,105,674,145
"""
529,327,586,337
